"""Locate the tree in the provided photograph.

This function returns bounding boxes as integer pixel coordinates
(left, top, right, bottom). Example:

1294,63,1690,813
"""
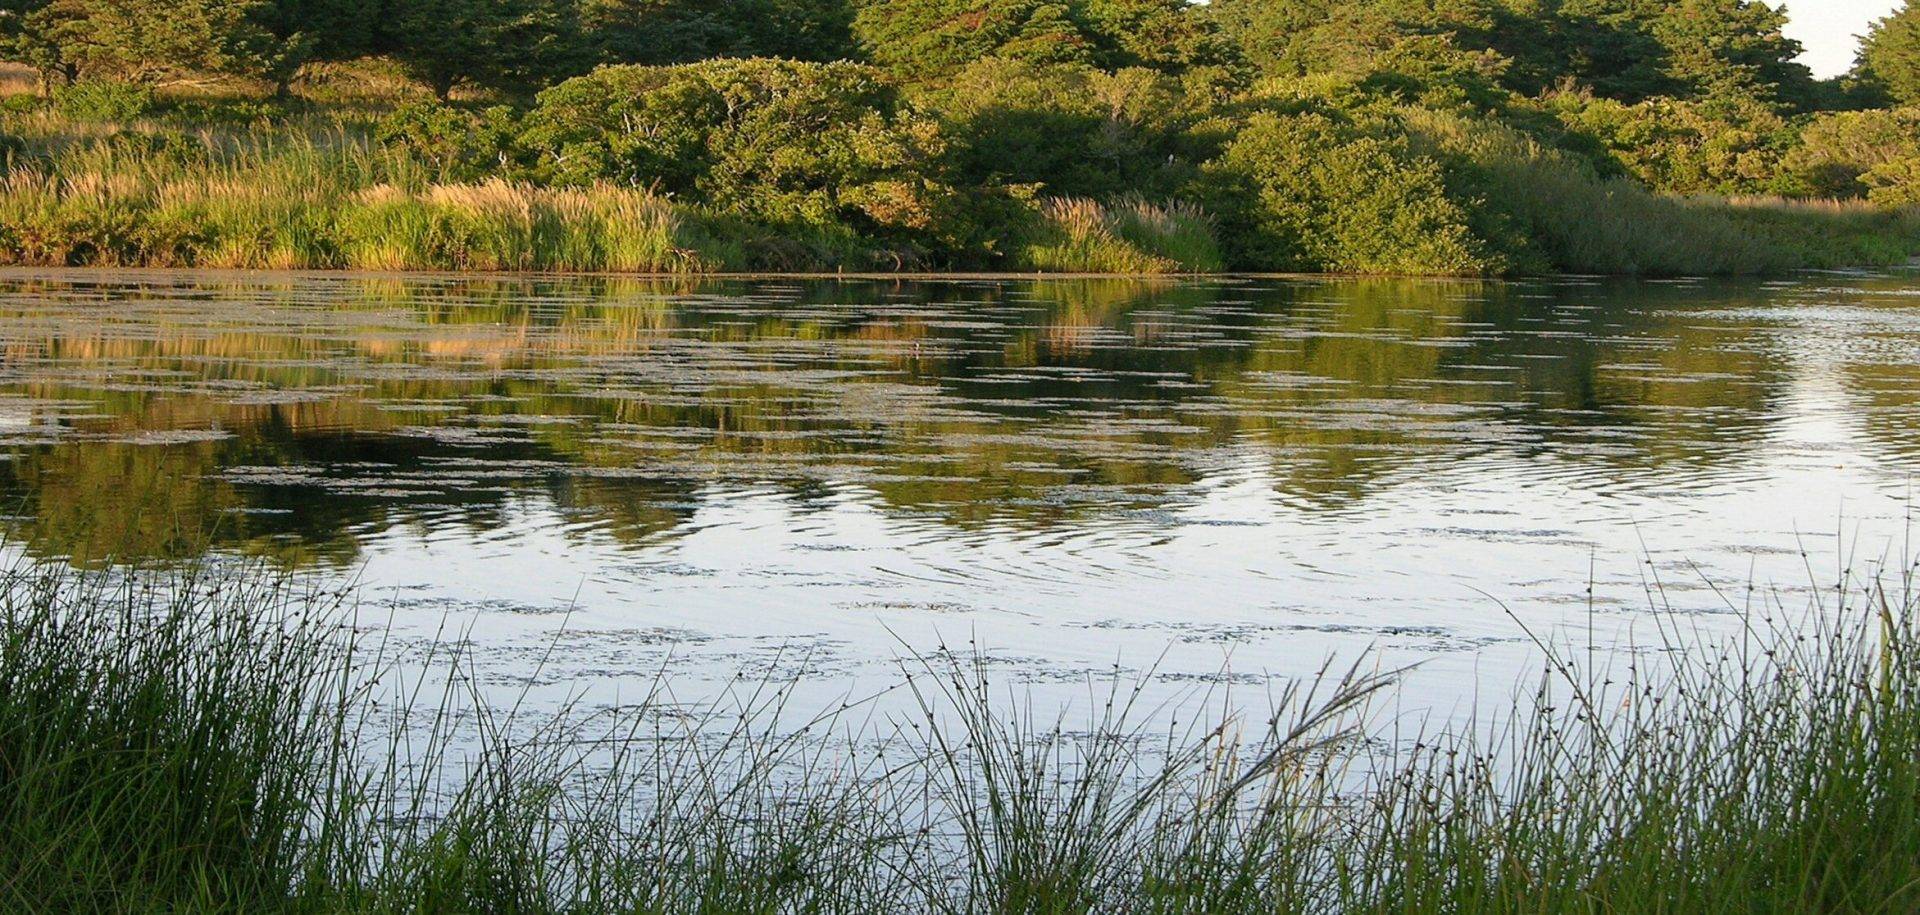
1784,106,1920,204
1861,0,1920,105
1208,0,1503,78
1643,0,1813,109
378,0,583,98
264,0,378,65
852,0,1095,80
579,0,855,66
1074,0,1241,73
21,0,300,84
518,60,959,242
1491,0,1676,101
918,57,1198,198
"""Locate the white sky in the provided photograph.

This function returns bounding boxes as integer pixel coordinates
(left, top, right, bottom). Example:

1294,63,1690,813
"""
1786,0,1903,77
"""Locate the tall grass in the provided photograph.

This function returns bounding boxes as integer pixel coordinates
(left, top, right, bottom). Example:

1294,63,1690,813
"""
4,104,1917,276
4,549,1919,913
0,124,708,273
1409,108,1920,275
1017,197,1225,274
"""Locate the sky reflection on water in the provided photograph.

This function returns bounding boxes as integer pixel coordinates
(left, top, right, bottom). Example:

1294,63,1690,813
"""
1,269,1916,716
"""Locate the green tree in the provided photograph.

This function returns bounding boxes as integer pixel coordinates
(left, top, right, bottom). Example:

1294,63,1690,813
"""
1861,0,1920,105
852,0,1094,80
580,0,854,65
1200,108,1500,274
1784,106,1920,205
920,58,1200,198
1643,0,1813,109
264,0,377,65
519,60,960,243
1491,0,1676,100
378,0,583,98
1075,0,1241,72
22,0,299,83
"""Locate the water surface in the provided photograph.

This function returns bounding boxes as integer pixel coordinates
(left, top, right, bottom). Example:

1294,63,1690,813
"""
2,269,1916,714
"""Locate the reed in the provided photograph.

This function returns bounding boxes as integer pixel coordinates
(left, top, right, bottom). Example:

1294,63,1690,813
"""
1017,196,1224,274
3,546,1917,913
1407,108,1920,275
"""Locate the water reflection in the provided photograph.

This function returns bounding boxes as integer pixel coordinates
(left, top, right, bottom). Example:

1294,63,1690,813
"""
8,268,1920,714
0,271,1916,568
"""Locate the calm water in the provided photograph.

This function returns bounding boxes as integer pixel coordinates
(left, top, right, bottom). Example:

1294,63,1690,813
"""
2,268,1917,715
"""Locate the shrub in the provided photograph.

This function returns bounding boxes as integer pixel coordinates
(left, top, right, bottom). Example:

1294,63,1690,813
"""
1784,107,1920,207
52,81,154,121
519,59,959,251
1202,108,1502,275
919,58,1202,201
1407,107,1920,274
1549,92,1799,196
375,102,521,181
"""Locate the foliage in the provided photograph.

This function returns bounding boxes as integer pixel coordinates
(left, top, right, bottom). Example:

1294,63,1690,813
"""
50,78,151,120
853,0,1095,80
1784,106,1920,207
379,0,580,98
6,551,1920,911
1861,0,1920,106
29,0,301,84
1202,107,1502,275
577,0,856,66
1,0,1919,277
1548,91,1798,195
519,60,957,249
1642,0,1815,109
374,101,520,180
918,58,1202,200
1412,107,1920,274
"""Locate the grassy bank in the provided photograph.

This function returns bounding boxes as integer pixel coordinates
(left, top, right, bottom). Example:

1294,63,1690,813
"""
0,111,1224,275
2,99,1917,277
4,556,1919,913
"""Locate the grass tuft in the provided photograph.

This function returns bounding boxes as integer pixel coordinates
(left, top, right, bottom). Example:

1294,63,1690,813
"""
3,552,1919,912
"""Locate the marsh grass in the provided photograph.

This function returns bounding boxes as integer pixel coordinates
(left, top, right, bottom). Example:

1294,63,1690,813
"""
0,122,715,273
1018,197,1224,274
3,104,1918,277
1410,108,1920,275
3,552,1920,913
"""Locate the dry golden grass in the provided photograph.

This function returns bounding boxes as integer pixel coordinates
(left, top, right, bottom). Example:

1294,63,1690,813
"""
0,62,40,98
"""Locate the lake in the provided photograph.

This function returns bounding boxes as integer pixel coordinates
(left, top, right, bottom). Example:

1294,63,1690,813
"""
2,268,1917,719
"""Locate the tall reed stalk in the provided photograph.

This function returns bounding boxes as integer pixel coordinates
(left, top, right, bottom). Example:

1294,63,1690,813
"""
2,552,1917,912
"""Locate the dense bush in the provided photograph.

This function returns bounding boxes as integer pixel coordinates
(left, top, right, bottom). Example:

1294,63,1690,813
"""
918,58,1202,200
519,60,960,254
51,80,153,120
1785,107,1920,207
375,102,521,181
1202,108,1501,275
1549,93,1799,196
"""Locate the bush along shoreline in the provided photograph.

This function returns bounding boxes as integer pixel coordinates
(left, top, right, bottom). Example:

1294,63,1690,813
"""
4,554,1920,913
12,0,1920,277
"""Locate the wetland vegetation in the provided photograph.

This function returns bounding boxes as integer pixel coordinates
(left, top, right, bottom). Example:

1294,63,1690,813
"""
5,549,1919,913
5,1,1920,274
1,269,1919,910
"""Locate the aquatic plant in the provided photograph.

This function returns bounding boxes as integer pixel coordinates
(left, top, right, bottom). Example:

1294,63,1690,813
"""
3,547,1918,912
1017,196,1223,274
